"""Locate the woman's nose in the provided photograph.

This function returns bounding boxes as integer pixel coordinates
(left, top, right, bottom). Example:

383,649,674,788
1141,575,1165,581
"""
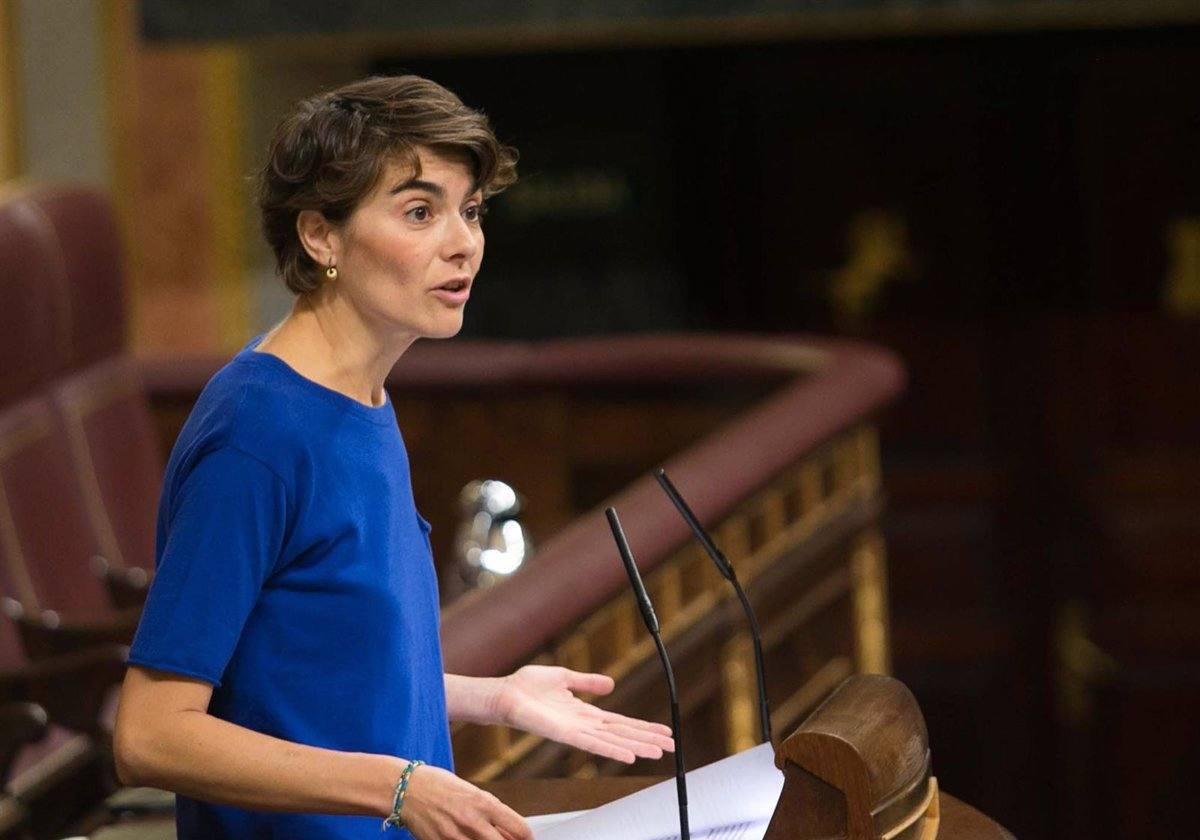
443,213,480,262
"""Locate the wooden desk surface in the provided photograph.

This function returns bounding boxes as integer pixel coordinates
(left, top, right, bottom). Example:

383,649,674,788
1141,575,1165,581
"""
479,777,1015,839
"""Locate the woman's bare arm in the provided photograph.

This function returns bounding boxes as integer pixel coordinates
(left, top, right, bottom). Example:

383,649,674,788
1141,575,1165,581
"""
116,665,530,839
115,665,401,815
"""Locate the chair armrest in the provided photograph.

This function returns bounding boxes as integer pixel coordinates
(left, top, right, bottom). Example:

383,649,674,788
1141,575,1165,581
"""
0,703,48,784
0,645,127,738
91,556,150,610
0,648,126,739
2,599,139,662
0,793,31,839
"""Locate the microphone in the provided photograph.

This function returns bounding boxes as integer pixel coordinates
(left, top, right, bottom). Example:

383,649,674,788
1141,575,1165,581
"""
605,507,689,840
654,467,772,745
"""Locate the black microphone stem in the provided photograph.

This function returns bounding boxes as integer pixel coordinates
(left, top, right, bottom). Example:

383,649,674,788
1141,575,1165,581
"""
731,574,772,745
654,468,773,744
652,632,689,840
606,507,690,840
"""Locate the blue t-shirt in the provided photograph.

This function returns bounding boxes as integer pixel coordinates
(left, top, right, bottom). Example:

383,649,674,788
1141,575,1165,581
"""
128,339,452,839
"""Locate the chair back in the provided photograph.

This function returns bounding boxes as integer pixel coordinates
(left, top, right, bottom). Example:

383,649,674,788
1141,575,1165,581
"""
52,356,162,575
0,192,64,406
0,396,112,618
29,187,127,372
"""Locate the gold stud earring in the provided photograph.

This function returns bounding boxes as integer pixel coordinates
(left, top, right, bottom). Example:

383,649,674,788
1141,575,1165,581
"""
326,260,338,280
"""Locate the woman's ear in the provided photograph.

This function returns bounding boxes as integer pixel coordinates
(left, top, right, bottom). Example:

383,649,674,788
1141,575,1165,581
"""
296,210,342,269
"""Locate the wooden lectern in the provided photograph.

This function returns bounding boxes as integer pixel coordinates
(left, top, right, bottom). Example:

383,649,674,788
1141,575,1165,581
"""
482,675,1014,839
765,674,947,840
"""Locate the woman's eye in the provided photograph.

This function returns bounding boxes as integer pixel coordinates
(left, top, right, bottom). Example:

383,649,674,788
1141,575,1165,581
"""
463,203,488,222
406,206,431,222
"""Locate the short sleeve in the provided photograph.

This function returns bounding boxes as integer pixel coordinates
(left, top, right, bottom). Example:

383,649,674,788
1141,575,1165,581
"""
128,446,289,686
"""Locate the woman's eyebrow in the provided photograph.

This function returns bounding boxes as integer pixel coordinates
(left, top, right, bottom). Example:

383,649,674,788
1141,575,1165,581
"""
388,178,482,200
389,178,445,197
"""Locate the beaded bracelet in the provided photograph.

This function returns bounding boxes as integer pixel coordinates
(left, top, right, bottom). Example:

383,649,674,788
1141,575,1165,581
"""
382,759,425,831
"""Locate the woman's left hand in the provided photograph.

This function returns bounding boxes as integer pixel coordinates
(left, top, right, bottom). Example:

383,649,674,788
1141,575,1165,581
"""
492,666,675,764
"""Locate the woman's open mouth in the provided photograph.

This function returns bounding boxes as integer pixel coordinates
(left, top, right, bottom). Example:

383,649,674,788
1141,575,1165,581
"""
431,278,471,306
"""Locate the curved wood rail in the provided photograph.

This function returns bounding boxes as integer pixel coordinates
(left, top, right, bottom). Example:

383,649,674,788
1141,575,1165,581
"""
427,335,905,676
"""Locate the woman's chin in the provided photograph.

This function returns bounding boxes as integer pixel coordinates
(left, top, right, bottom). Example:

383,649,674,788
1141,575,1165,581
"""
421,315,466,341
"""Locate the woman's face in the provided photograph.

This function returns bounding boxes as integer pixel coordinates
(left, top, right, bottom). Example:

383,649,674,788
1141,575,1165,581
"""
333,147,485,342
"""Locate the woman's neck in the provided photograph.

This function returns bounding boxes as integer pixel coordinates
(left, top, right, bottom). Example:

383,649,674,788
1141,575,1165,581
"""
256,293,415,408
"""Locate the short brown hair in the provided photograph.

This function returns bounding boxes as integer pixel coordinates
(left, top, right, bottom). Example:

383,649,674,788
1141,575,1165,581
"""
258,75,518,295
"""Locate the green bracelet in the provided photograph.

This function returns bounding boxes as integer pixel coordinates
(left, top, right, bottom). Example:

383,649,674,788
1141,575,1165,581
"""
382,759,425,831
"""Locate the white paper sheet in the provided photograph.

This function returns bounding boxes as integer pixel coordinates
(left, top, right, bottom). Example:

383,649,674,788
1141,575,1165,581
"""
526,811,589,830
531,742,784,840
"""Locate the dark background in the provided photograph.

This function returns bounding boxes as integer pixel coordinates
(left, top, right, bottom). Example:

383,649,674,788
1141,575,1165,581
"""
141,0,1172,41
396,28,1200,840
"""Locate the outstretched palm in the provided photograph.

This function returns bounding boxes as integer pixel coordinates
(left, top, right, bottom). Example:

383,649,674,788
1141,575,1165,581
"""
494,665,675,764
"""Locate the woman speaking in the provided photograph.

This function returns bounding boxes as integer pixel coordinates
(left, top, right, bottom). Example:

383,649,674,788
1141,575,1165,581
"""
113,75,673,840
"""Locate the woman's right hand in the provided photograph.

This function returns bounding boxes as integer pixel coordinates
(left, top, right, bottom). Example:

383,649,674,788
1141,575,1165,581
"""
399,764,532,840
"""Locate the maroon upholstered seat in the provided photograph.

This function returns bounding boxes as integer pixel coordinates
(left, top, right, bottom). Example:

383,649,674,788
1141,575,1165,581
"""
0,184,127,411
0,555,124,837
0,394,128,832
0,185,143,834
0,639,124,807
0,396,113,621
0,190,65,407
0,186,158,607
0,649,123,838
52,355,162,580
25,187,126,372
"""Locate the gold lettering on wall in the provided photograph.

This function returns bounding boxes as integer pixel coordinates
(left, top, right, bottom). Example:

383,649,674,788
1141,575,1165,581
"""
829,209,913,329
1053,601,1117,727
1165,217,1200,318
505,171,632,220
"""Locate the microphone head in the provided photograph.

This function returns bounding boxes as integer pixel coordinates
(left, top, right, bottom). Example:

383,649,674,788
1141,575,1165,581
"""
654,468,734,581
605,507,660,635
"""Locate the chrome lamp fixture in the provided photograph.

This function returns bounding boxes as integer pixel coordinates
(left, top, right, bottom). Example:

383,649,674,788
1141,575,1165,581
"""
455,479,532,588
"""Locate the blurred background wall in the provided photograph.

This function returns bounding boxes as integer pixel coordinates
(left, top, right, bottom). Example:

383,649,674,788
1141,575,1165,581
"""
4,2,1199,838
